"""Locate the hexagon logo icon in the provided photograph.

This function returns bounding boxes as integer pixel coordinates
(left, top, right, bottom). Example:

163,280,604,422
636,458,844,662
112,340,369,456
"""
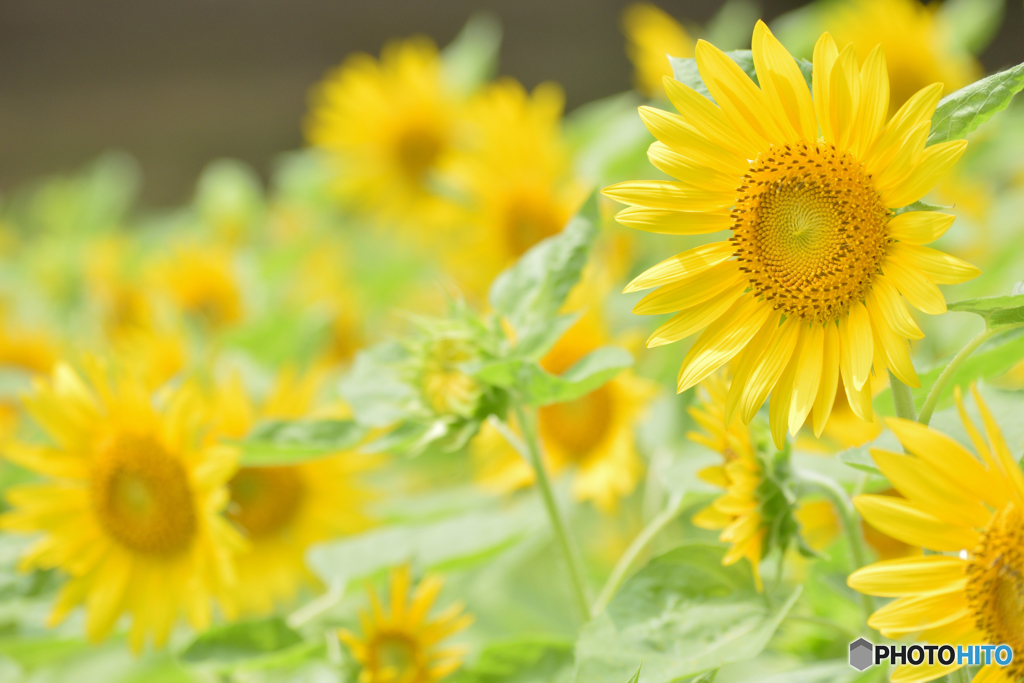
849,638,874,671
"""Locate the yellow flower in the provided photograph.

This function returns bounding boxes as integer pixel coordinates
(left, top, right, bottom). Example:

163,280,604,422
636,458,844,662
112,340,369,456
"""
622,3,695,98
447,79,585,298
822,0,980,114
306,37,460,227
0,360,243,650
849,386,1024,683
604,21,979,448
151,243,242,331
474,307,657,511
689,372,768,589
84,237,154,341
214,369,377,616
340,566,472,683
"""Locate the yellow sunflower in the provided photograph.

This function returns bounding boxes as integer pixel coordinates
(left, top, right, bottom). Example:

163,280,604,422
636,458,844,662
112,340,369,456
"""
306,37,460,228
849,386,1024,683
447,78,585,298
823,0,980,114
474,304,657,511
213,369,377,616
604,21,979,448
0,359,243,650
622,3,695,98
150,242,242,331
340,566,473,683
689,372,768,589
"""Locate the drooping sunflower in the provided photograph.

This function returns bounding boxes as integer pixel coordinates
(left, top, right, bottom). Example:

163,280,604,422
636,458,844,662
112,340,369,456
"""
849,386,1024,683
340,566,473,683
822,0,980,114
604,21,978,448
306,37,461,228
622,3,695,98
0,359,244,650
213,369,377,616
447,78,585,298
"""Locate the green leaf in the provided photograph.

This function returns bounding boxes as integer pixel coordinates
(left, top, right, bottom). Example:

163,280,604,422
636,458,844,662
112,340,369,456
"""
452,636,575,683
873,330,1024,417
442,13,503,95
340,341,420,427
670,51,812,103
489,193,598,341
927,62,1024,146
627,665,642,683
938,0,1004,55
947,293,1024,329
180,617,318,671
238,419,366,466
574,544,801,683
476,346,634,407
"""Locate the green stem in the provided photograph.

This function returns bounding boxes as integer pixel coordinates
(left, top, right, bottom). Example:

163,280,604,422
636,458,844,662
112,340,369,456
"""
917,327,999,426
591,493,685,618
888,370,918,422
797,469,875,624
511,404,592,618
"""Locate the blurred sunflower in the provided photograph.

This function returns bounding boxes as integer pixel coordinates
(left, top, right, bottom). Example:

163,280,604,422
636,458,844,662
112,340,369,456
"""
151,243,242,331
340,566,472,683
213,369,377,616
622,3,695,98
849,386,1024,683
475,298,657,511
447,79,585,298
822,0,980,114
0,360,243,650
605,21,978,448
306,37,461,228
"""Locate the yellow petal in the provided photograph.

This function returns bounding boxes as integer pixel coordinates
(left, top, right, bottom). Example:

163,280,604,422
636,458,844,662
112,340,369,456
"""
637,106,748,174
695,39,785,145
854,495,977,552
647,283,747,347
677,295,774,392
881,259,947,315
829,45,861,152
738,314,800,424
889,243,980,285
663,76,763,157
868,591,970,637
853,45,888,158
864,83,944,175
812,32,839,144
884,139,969,209
626,242,736,293
751,21,815,142
647,142,738,192
867,279,924,341
724,309,782,424
788,323,824,435
888,211,955,245
867,298,920,387
633,262,745,313
848,555,967,597
603,180,734,212
972,385,1024,507
841,300,874,391
769,328,803,449
614,206,733,236
812,323,841,437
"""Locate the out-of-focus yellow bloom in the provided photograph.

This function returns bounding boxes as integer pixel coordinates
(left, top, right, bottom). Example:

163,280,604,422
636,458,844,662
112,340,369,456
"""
0,360,244,651
823,0,980,114
150,243,242,331
213,369,377,616
849,386,1024,683
689,372,768,590
340,566,472,683
0,321,58,376
84,237,154,341
291,246,366,365
306,37,460,228
622,3,695,98
447,79,585,298
474,301,657,512
798,489,921,560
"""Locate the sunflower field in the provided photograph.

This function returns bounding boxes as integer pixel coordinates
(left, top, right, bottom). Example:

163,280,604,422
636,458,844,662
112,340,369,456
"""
1,0,1024,681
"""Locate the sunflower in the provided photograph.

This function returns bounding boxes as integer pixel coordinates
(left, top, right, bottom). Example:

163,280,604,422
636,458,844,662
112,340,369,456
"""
473,301,657,511
306,37,460,228
447,79,584,298
340,566,473,683
0,359,243,650
689,372,769,589
150,242,242,331
848,386,1024,683
622,3,695,98
213,369,377,616
604,21,978,448
822,0,980,114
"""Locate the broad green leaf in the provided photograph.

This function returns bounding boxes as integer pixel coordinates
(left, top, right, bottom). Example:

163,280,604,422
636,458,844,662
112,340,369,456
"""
670,51,812,103
442,13,503,95
512,311,582,361
938,0,1004,55
179,617,316,671
452,636,575,683
947,293,1024,329
476,346,634,407
238,419,366,466
308,495,545,582
927,62,1024,146
873,330,1024,417
489,193,598,341
574,544,801,683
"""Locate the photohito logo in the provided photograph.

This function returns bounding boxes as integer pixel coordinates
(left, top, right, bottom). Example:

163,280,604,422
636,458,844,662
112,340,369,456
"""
849,638,1014,671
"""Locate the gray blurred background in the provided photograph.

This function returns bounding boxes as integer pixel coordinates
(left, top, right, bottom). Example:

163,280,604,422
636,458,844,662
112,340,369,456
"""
2,0,1022,206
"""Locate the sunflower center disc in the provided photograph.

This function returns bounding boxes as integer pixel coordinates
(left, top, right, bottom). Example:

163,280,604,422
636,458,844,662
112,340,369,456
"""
732,141,891,323
373,632,420,676
395,126,443,182
967,503,1024,677
92,433,197,556
228,466,305,539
